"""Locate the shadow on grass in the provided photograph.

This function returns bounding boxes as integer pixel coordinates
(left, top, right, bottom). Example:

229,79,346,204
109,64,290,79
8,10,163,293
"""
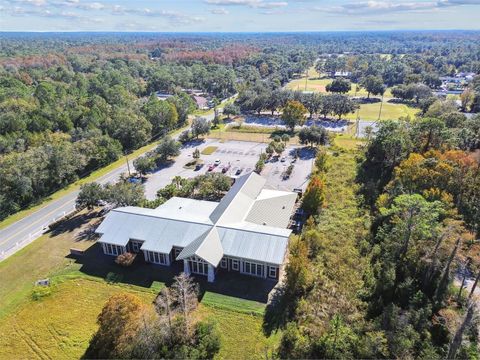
49,210,102,238
181,139,206,149
290,146,316,160
69,243,276,303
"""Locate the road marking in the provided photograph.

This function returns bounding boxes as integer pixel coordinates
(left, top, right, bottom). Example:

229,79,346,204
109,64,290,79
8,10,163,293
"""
0,198,75,246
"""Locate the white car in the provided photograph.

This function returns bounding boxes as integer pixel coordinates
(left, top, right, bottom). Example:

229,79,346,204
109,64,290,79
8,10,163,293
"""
214,159,221,166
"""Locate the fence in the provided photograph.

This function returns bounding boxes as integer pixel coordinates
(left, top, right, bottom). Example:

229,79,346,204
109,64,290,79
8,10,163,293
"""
0,209,76,262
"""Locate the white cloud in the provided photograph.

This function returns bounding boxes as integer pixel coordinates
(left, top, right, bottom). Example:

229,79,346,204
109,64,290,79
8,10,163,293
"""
205,0,288,8
322,0,480,14
210,7,230,14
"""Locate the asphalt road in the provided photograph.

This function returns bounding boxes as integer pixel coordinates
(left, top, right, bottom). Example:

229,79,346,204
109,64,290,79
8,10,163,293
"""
0,158,131,260
0,110,219,261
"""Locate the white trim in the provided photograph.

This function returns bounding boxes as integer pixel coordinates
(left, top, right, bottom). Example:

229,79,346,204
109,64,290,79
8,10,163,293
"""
145,250,169,265
242,260,264,278
269,266,277,279
231,259,239,271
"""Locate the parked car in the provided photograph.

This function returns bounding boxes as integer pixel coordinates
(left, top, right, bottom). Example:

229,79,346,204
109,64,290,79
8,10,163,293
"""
195,163,204,171
222,164,231,173
207,164,214,171
236,168,243,175
214,159,221,166
280,156,287,162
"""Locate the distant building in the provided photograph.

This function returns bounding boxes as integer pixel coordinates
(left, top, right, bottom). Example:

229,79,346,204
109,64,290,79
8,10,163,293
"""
193,95,209,110
96,173,297,283
155,91,173,101
333,71,351,78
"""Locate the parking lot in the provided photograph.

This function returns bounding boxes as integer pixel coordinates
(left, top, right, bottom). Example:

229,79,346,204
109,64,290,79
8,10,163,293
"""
142,139,315,200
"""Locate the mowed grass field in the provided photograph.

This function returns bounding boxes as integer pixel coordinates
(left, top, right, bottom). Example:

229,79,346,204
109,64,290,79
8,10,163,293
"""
0,212,278,359
0,278,275,360
285,67,394,98
345,101,418,121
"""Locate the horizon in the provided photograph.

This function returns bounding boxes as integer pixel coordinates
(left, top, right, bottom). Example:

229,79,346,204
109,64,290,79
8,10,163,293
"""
1,0,480,32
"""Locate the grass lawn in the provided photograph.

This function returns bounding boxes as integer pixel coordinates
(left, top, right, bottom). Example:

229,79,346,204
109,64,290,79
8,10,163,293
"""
0,278,155,360
345,101,418,121
333,134,367,151
0,211,279,359
197,305,281,360
285,66,394,98
201,146,219,155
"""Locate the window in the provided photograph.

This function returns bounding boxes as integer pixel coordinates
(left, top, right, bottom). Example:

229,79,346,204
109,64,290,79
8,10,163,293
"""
189,257,208,275
269,266,277,279
220,258,227,268
174,248,181,258
243,261,264,277
159,253,166,264
232,259,239,271
106,244,112,254
256,264,262,277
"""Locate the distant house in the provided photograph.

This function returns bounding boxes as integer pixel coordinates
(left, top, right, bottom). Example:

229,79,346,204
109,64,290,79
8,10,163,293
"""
95,173,297,283
333,71,351,78
193,95,210,110
182,88,205,96
155,91,173,101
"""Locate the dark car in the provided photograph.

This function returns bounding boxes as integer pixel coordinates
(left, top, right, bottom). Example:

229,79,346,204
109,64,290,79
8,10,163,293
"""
236,168,243,175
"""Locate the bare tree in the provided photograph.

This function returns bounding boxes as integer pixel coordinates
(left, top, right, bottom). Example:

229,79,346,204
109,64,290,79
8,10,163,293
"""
171,272,199,331
155,287,175,334
447,301,476,359
434,237,461,304
457,259,471,303
468,267,480,302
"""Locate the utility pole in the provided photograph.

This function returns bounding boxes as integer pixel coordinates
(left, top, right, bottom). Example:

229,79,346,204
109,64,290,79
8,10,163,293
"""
377,93,384,122
304,68,308,91
125,154,131,177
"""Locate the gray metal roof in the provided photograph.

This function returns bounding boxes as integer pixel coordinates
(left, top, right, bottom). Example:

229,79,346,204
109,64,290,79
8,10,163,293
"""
96,209,212,252
177,228,224,266
96,172,295,266
209,172,266,225
245,189,297,228
217,227,289,265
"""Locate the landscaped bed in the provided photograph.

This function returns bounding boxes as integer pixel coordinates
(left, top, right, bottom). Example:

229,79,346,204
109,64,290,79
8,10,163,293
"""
201,146,218,155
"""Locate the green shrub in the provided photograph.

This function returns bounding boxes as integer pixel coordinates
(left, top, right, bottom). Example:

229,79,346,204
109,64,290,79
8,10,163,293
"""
32,285,52,301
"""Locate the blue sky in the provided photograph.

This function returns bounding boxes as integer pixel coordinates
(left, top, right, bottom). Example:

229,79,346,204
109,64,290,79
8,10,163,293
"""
1,0,480,32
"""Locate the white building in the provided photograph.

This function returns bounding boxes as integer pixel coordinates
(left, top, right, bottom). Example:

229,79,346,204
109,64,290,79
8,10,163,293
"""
95,173,297,282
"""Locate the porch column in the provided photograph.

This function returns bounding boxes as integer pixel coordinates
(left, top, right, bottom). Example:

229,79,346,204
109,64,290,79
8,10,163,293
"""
183,259,191,275
207,264,215,283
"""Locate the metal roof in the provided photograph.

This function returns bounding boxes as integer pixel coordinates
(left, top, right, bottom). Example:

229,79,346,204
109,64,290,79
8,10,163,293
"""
245,189,297,228
96,209,212,252
177,228,224,267
217,227,289,265
209,172,266,225
96,172,295,266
